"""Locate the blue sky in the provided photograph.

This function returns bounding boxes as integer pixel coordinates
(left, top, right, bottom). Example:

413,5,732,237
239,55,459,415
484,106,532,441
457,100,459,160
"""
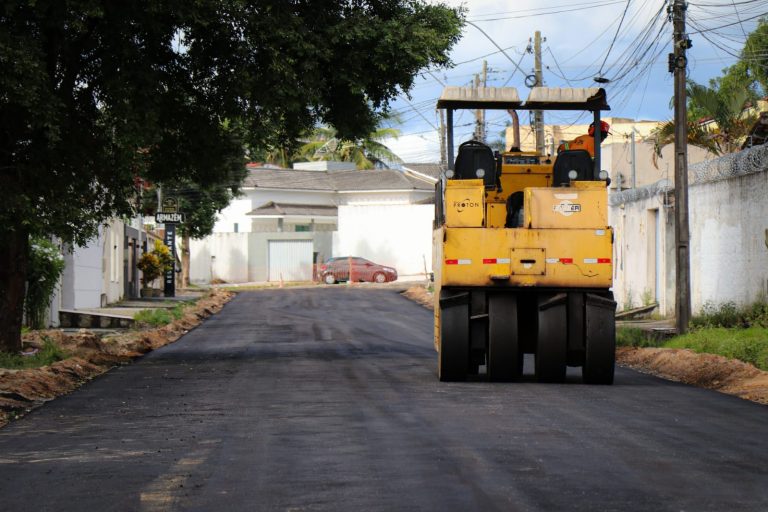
383,0,767,163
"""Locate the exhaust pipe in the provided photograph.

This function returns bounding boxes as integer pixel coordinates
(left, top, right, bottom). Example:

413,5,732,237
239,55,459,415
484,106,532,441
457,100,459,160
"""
508,109,520,151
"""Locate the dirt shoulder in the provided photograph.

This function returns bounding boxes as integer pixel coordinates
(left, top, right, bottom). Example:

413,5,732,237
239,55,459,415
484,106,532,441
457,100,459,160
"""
0,289,234,428
403,286,768,405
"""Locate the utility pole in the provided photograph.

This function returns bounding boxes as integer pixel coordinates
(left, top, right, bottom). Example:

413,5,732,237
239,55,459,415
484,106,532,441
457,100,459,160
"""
439,109,447,167
630,126,637,188
481,60,487,142
473,61,488,142
473,73,481,140
533,31,545,155
670,0,692,334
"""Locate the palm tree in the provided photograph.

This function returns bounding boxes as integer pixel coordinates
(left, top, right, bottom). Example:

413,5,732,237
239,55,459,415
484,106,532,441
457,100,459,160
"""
650,81,758,160
298,126,403,169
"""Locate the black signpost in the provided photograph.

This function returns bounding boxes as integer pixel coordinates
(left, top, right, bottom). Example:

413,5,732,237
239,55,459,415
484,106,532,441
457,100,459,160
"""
155,198,184,298
163,223,176,297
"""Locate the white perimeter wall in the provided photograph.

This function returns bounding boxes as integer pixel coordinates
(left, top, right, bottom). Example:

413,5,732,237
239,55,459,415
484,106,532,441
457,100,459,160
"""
689,170,768,309
190,233,250,284
611,168,768,315
102,219,124,305
61,232,105,309
334,204,434,278
611,195,675,315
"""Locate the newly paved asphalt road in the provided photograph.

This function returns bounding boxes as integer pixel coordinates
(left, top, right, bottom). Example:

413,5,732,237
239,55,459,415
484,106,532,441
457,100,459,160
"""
1,288,767,511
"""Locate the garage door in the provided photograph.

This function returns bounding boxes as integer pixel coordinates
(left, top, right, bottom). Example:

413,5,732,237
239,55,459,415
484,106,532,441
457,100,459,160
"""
268,240,313,282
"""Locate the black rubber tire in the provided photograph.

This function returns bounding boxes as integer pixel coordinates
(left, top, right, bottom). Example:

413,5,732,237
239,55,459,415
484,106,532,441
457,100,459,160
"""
438,291,469,382
487,294,522,381
582,293,617,384
324,274,336,285
373,272,386,283
536,294,567,383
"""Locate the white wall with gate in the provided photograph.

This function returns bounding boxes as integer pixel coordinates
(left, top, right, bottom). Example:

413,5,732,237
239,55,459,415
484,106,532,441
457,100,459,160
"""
189,232,332,284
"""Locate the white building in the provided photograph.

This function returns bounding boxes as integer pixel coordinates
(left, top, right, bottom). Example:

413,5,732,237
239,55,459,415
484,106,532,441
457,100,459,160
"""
190,162,435,283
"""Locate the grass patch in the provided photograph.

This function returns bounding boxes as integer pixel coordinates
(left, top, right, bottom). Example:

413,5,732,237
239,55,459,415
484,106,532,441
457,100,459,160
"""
134,308,173,327
691,299,768,329
133,300,196,327
664,327,768,371
0,337,69,369
616,327,666,348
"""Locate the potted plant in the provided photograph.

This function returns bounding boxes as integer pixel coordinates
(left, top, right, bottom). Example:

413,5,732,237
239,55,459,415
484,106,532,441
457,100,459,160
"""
137,240,174,297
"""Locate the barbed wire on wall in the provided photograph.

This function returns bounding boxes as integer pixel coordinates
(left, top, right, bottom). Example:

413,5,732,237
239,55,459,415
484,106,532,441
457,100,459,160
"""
609,179,672,206
689,144,768,184
609,143,768,206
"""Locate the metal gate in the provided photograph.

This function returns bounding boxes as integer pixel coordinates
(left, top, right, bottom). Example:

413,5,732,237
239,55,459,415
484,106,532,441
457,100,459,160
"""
268,240,313,282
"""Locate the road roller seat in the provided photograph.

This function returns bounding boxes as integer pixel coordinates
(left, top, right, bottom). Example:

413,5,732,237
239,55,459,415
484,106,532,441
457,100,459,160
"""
553,149,593,186
453,140,498,188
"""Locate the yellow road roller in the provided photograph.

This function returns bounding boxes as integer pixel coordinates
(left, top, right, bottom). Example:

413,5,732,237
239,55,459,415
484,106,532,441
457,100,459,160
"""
433,87,616,383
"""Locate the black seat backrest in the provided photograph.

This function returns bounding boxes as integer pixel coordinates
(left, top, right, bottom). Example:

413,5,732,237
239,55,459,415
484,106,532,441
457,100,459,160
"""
552,150,594,186
454,140,497,188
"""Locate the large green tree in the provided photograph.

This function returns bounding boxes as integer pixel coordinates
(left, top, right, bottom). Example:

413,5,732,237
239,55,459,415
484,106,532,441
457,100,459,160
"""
0,0,464,352
740,17,768,94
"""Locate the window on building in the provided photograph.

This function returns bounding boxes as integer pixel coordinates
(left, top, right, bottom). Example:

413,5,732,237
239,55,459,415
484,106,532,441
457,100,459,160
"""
234,223,239,233
295,225,310,232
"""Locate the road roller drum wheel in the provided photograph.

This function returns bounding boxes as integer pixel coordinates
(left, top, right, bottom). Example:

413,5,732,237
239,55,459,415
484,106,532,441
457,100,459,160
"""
487,294,522,381
438,291,470,381
582,293,617,384
536,294,567,383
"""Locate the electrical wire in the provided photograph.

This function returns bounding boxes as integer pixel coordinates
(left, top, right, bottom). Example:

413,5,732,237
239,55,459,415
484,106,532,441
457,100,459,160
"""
597,0,633,77
468,0,627,22
689,12,766,34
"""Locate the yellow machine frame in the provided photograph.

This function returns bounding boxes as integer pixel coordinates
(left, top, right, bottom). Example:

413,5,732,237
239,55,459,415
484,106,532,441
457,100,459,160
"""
433,86,616,384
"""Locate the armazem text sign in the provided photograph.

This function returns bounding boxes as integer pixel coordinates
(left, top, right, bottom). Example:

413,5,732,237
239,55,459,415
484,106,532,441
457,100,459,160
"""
155,212,185,224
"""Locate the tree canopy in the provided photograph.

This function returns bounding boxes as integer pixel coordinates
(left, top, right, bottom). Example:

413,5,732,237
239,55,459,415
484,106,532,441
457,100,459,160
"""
740,17,768,94
0,0,465,352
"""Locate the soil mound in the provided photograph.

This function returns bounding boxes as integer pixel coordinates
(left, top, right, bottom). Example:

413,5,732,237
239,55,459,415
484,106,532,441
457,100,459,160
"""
0,290,233,427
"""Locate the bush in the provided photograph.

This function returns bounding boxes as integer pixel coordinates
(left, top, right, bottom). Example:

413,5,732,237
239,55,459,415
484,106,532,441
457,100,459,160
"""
25,238,65,329
137,240,174,288
690,299,768,329
691,301,742,329
0,337,68,369
745,299,768,328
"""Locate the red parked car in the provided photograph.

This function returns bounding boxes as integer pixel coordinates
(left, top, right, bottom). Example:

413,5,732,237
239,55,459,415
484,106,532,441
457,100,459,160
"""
319,257,398,284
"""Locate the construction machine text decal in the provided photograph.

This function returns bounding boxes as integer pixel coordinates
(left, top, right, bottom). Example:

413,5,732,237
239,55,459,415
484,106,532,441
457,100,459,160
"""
454,198,480,213
552,200,581,216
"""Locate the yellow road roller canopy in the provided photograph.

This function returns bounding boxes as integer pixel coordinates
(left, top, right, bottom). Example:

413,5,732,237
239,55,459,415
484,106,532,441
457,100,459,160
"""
437,86,610,112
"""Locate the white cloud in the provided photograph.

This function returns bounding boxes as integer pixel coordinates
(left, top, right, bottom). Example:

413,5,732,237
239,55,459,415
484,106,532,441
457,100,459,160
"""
383,133,441,164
